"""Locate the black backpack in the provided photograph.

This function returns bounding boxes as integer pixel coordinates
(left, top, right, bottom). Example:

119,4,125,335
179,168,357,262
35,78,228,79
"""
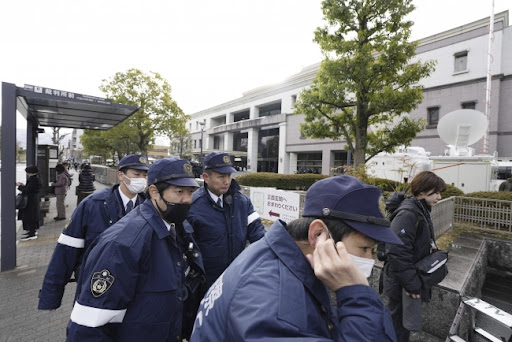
376,192,422,262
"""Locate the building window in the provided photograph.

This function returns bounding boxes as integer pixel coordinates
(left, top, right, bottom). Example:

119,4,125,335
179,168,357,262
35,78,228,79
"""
297,152,322,174
189,123,192,130
291,95,297,107
194,140,197,149
258,102,281,118
461,101,476,109
233,110,250,122
427,107,439,127
196,121,199,130
233,132,248,152
454,51,468,73
213,136,221,150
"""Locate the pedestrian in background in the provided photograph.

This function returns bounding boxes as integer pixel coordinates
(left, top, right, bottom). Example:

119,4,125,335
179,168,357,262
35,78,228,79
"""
383,171,446,342
190,176,402,341
187,151,265,289
499,177,512,191
76,164,96,205
52,164,68,221
17,165,42,241
67,157,205,341
38,154,149,311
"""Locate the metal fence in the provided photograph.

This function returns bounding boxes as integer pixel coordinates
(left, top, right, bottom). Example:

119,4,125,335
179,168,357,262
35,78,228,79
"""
90,171,511,237
453,196,512,234
431,197,455,239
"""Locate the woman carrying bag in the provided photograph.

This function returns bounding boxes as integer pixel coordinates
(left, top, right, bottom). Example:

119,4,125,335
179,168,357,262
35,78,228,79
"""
383,171,447,342
17,165,42,241
52,164,68,221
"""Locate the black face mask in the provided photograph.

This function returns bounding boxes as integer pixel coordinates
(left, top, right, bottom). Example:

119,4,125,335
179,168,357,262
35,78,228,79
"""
155,197,191,224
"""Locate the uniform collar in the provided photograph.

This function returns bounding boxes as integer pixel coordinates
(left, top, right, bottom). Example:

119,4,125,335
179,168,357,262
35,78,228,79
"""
207,189,222,206
139,200,172,240
265,221,332,306
118,187,136,209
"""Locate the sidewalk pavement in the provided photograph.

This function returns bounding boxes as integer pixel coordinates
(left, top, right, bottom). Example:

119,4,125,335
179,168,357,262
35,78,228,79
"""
0,175,110,342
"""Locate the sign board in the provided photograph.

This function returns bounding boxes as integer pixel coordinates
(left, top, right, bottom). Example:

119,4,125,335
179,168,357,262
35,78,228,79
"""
250,187,300,223
23,84,112,105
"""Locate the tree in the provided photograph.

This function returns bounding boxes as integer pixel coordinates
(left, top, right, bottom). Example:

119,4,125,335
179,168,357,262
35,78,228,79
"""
170,132,192,159
81,124,140,162
294,0,435,168
99,69,187,157
51,127,70,161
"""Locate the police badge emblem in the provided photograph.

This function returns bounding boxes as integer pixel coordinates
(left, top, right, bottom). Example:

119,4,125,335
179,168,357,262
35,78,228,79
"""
223,155,230,164
139,157,147,164
91,269,115,297
183,163,192,175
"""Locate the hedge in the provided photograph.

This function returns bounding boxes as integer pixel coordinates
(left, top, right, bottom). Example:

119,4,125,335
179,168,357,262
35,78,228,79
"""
235,173,329,190
235,173,464,200
461,191,512,202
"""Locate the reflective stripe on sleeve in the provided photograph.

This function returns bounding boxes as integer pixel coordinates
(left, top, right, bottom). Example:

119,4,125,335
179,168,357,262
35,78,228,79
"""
70,302,127,327
247,212,260,225
58,233,85,249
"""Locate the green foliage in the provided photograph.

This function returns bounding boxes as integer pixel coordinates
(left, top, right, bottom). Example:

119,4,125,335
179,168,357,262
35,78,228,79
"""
442,184,464,198
235,173,329,191
294,0,435,168
99,69,188,156
462,191,512,202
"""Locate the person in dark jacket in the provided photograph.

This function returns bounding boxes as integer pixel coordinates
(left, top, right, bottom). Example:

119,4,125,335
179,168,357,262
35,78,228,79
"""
38,154,149,311
383,171,446,342
76,164,96,205
52,164,69,220
499,177,512,191
66,157,205,341
17,165,42,241
187,151,266,289
190,175,403,341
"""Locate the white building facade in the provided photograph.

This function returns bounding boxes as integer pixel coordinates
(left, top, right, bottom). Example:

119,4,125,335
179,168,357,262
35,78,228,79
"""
186,11,512,175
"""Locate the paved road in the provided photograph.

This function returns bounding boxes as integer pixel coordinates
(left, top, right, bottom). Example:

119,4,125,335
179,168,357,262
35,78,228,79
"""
0,174,109,342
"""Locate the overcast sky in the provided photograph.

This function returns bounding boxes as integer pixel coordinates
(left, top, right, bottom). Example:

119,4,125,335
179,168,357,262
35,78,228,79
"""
1,0,510,144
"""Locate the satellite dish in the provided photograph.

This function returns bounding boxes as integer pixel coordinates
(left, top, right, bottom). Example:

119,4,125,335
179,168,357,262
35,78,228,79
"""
437,109,488,148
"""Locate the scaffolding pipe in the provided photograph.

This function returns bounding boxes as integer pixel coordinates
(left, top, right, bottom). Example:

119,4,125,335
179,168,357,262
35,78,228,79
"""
482,0,495,154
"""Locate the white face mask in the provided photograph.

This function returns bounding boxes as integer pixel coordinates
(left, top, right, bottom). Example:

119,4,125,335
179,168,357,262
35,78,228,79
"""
349,254,375,278
123,175,147,194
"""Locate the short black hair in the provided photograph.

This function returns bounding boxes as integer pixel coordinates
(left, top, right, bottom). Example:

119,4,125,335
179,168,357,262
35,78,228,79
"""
145,181,172,198
286,217,356,242
55,164,65,173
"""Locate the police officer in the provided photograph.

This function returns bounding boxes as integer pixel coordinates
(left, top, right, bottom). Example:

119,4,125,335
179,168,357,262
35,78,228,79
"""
187,151,266,288
191,176,402,341
38,154,149,310
67,157,205,341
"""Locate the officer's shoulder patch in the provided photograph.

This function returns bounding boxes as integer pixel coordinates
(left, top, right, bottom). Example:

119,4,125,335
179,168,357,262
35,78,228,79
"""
91,269,115,297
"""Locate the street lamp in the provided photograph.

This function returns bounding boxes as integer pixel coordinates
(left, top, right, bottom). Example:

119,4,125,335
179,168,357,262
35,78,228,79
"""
199,120,205,164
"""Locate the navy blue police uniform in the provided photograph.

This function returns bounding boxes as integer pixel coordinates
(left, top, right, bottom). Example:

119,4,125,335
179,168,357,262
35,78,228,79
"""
67,158,205,341
187,152,265,288
38,155,148,310
191,176,401,341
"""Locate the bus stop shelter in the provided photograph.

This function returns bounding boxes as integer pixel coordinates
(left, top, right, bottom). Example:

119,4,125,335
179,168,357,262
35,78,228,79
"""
1,82,139,271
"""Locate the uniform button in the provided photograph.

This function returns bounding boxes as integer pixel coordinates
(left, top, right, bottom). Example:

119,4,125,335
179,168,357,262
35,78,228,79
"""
328,323,334,330
193,252,199,258
183,255,188,262
176,336,180,340
177,262,181,267
178,296,182,301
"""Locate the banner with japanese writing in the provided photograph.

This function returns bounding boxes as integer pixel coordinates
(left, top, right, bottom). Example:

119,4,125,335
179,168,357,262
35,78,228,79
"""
250,187,300,223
